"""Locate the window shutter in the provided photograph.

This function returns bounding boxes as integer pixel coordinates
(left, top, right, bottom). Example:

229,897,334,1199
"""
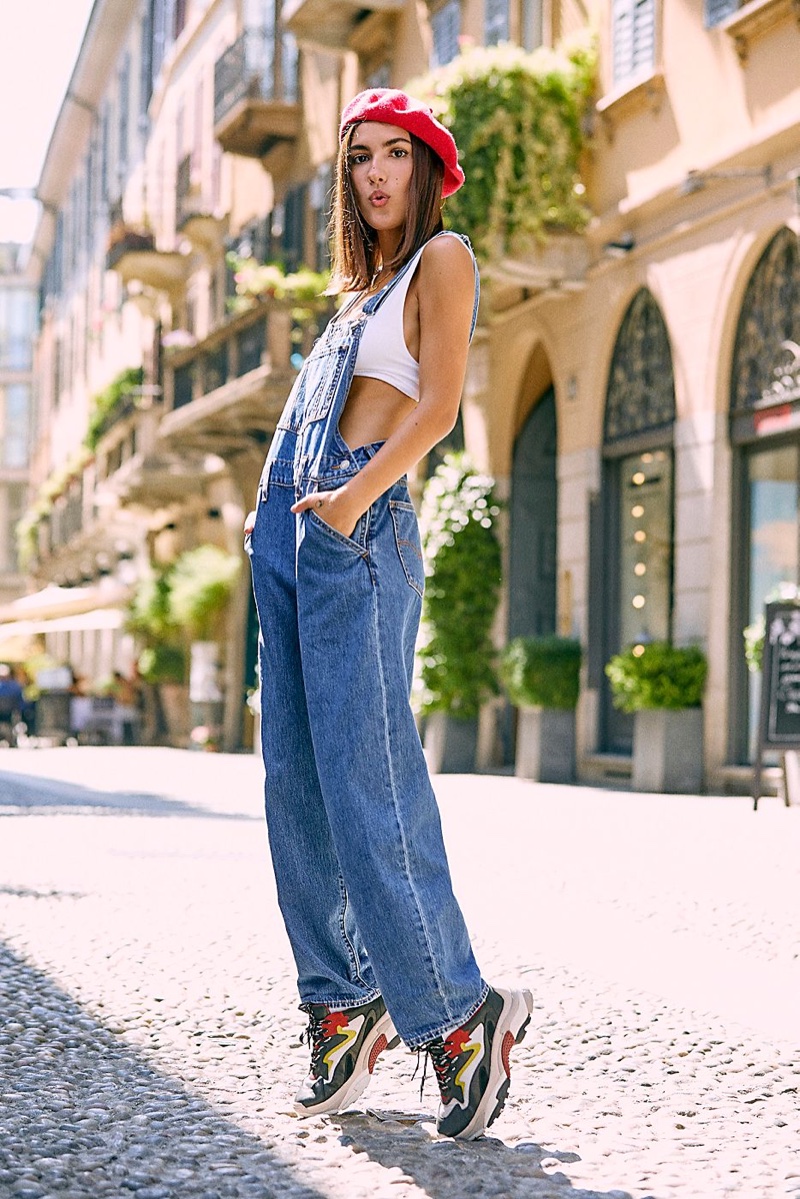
612,0,655,87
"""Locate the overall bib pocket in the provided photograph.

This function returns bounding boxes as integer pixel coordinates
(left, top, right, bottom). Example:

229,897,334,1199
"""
301,345,349,427
389,501,425,598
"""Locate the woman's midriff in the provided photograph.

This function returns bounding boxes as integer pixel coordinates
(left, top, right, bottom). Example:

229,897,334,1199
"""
337,375,418,451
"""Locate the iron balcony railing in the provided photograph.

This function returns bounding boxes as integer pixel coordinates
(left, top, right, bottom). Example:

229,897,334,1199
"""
213,27,298,127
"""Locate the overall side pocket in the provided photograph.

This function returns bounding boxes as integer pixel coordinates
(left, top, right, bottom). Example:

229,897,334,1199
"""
389,500,425,598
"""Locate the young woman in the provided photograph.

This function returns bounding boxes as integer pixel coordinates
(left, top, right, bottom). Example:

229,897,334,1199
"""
246,88,531,1140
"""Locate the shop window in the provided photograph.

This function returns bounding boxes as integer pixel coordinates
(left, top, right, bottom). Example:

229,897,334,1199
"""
598,289,676,753
431,0,461,67
611,0,655,87
704,0,738,27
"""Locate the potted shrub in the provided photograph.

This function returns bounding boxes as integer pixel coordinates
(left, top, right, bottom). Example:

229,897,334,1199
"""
502,635,581,783
605,642,708,793
416,453,502,772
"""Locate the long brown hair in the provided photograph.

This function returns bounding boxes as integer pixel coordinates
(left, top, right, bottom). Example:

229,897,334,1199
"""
327,125,445,294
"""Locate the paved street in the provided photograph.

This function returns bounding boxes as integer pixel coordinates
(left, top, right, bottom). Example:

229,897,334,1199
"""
0,747,799,1199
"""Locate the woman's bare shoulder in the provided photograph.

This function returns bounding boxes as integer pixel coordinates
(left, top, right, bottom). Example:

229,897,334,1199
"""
419,233,475,282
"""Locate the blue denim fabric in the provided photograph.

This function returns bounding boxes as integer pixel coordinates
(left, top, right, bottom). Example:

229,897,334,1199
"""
247,233,486,1048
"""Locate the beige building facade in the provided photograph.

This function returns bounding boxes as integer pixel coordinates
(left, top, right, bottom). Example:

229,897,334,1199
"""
18,0,800,776
0,241,36,614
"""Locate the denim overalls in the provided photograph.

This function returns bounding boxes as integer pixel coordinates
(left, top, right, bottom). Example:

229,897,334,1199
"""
246,232,487,1048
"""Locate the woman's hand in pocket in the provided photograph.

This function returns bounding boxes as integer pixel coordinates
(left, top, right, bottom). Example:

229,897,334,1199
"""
244,510,257,535
292,489,361,539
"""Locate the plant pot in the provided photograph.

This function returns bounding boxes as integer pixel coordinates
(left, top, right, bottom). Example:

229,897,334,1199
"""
424,711,478,774
515,706,576,784
632,708,704,794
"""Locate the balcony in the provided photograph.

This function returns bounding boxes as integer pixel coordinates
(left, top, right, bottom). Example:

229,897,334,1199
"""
106,225,190,297
213,28,301,167
282,0,403,50
487,230,590,295
158,301,300,458
96,400,216,509
175,154,226,252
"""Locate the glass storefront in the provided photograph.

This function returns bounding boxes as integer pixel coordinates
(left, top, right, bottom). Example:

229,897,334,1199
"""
599,289,676,753
742,442,800,757
618,448,673,650
729,228,800,762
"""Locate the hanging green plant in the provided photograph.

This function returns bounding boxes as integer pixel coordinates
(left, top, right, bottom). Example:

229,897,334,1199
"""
416,452,503,719
125,566,179,643
84,366,145,451
407,34,596,258
167,544,242,641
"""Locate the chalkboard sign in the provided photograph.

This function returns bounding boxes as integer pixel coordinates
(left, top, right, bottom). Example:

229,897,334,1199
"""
752,599,800,809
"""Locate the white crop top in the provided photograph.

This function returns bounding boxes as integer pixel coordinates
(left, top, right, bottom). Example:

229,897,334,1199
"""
351,232,473,402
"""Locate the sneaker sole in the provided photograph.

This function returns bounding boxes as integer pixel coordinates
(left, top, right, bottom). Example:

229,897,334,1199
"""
454,987,533,1140
294,1010,400,1117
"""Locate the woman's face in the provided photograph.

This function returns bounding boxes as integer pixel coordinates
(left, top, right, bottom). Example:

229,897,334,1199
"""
347,121,414,237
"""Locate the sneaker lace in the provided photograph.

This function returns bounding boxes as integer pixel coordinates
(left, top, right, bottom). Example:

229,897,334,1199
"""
300,1007,327,1075
414,1038,456,1103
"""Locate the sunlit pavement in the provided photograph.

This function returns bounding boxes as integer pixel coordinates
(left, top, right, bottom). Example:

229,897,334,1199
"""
1,746,799,1199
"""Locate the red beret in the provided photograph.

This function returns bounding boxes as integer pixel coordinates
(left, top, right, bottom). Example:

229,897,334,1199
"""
339,88,465,198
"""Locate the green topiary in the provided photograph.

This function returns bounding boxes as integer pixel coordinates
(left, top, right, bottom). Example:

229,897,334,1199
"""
416,453,502,719
502,636,582,710
605,642,707,713
407,34,596,258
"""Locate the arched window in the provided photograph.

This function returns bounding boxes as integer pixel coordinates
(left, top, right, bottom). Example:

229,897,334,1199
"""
729,228,800,762
605,288,676,444
595,289,676,753
731,228,800,413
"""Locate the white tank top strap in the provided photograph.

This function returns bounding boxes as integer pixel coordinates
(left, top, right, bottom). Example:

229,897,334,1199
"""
353,232,478,402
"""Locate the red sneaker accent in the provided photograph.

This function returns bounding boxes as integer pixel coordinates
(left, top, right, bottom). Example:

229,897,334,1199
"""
368,1033,388,1073
501,1030,514,1076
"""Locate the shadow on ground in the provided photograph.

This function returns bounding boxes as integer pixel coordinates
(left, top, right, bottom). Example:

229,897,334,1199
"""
328,1109,645,1199
0,768,257,821
0,939,329,1199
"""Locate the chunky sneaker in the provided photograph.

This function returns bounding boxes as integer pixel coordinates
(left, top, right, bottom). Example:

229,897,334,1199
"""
423,986,533,1139
294,994,400,1117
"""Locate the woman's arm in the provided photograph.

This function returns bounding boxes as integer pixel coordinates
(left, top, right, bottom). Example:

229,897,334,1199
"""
291,235,476,535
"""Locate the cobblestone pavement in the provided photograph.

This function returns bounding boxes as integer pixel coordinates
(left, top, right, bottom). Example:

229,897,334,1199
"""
1,747,799,1199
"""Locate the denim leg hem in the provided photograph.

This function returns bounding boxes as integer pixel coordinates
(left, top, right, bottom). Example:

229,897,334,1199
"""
298,988,382,1011
401,982,490,1050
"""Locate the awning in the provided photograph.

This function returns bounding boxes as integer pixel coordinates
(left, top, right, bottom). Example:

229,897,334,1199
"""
0,581,131,624
0,587,130,663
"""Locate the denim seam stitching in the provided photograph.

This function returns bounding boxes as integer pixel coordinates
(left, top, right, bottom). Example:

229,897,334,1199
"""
389,505,424,599
370,571,453,1029
337,870,369,989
